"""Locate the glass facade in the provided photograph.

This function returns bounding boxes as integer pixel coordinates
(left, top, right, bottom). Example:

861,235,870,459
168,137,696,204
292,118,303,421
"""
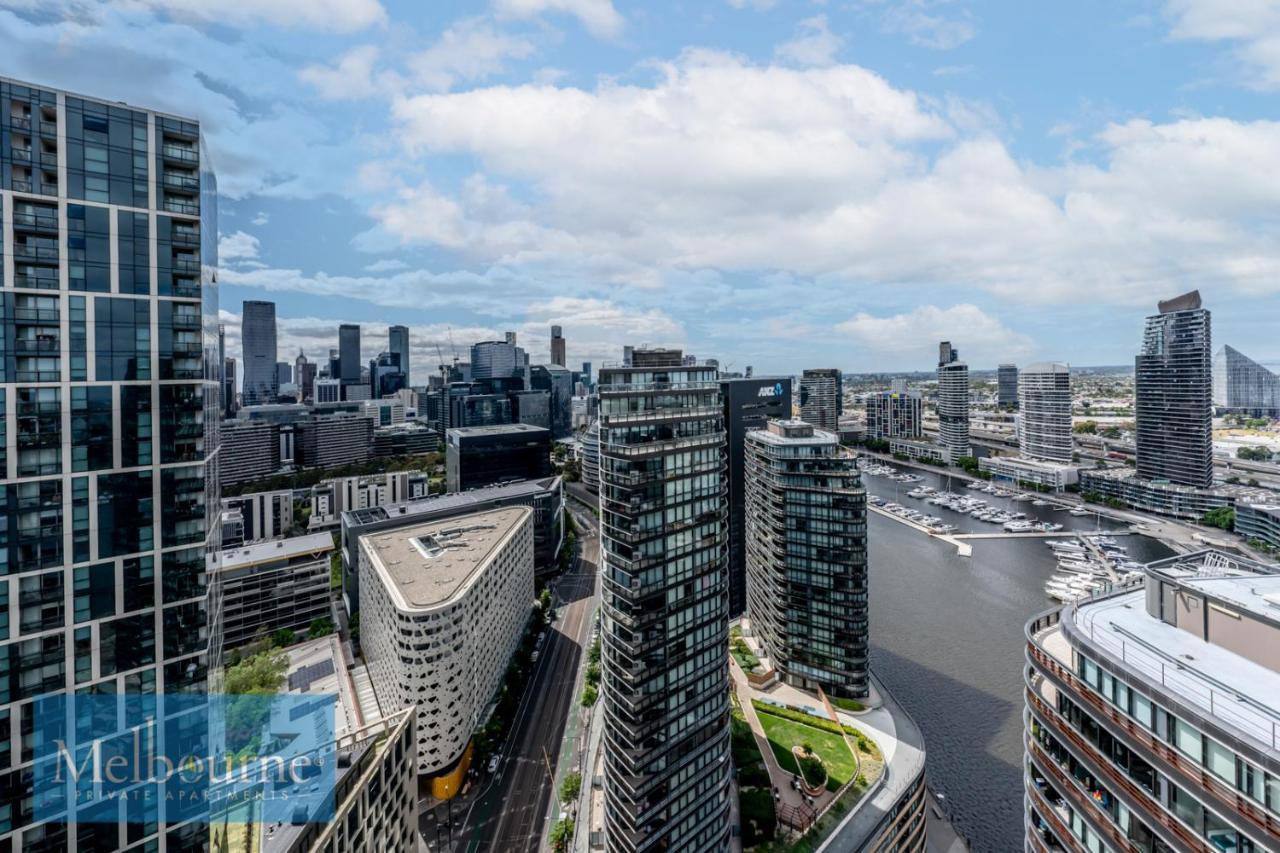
0,76,220,849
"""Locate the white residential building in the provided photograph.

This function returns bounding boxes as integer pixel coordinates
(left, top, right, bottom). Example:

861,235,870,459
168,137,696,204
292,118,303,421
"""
1019,362,1072,463
310,471,431,529
359,507,535,776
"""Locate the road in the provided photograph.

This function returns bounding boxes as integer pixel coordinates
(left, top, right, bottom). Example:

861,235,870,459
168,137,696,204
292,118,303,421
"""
429,494,600,852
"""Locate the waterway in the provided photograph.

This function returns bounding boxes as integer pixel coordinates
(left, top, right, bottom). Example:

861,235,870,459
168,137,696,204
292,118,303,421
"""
863,465,1175,852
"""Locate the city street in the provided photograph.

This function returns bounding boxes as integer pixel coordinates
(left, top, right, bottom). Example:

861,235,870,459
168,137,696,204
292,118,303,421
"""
423,494,600,852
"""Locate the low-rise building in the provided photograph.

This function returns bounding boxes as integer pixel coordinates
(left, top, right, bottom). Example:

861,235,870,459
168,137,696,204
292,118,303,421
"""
359,507,535,780
445,423,552,492
220,532,334,649
979,455,1079,492
359,398,405,427
373,422,439,458
1078,467,1271,520
220,419,283,487
1236,502,1280,551
296,413,373,469
310,471,431,530
221,489,294,547
1024,550,1280,853
889,438,951,466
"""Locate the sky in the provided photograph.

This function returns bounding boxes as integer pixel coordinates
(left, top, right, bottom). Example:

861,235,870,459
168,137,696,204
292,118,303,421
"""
2,0,1278,377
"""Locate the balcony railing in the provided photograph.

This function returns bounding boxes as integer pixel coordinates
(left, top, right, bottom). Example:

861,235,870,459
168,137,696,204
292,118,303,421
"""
13,245,58,263
10,116,30,130
163,199,199,216
11,147,31,162
162,173,199,193
12,211,58,232
10,179,32,193
162,145,198,164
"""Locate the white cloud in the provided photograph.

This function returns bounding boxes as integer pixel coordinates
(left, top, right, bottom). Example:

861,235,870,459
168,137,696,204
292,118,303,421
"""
408,18,536,92
1166,0,1280,89
5,0,387,32
726,0,779,9
775,15,843,67
300,45,401,100
374,50,1280,308
364,258,409,273
251,211,270,226
492,0,623,38
836,304,1033,364
218,230,260,263
880,1,976,50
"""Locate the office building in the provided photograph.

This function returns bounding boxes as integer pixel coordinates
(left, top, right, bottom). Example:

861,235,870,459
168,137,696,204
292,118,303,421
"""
220,419,283,487
221,489,293,548
446,423,552,492
340,476,563,613
799,368,841,431
315,377,342,404
598,348,732,852
581,361,592,390
0,77,220,850
580,420,600,494
531,364,573,438
720,376,793,618
1237,503,1280,551
224,355,238,417
219,532,333,649
370,351,405,398
309,471,431,529
743,420,868,697
296,413,373,469
998,363,1019,408
1213,344,1280,417
389,324,410,387
1019,362,1072,463
1024,550,1280,853
1135,291,1213,489
550,324,566,366
294,349,316,402
937,341,971,459
243,299,279,405
338,323,361,386
360,507,534,778
865,391,923,441
359,397,405,428
373,422,439,458
979,455,1079,492
275,360,292,387
471,339,521,382
511,389,552,429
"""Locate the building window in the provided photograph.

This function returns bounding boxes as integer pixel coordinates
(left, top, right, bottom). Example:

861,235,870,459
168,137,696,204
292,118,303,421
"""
66,204,111,293
117,211,151,295
74,562,115,623
120,385,153,468
70,386,114,472
94,297,151,381
16,387,60,476
96,471,154,558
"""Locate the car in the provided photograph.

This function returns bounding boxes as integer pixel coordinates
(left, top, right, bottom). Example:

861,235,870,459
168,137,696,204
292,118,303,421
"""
531,649,540,662
488,755,501,774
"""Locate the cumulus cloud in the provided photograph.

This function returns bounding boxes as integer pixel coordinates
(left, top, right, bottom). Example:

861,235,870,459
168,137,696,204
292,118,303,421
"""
1165,0,1280,89
491,0,623,38
218,231,260,262
408,17,536,92
3,0,387,32
775,15,844,67
376,50,1280,308
879,0,976,50
300,45,401,100
836,304,1033,364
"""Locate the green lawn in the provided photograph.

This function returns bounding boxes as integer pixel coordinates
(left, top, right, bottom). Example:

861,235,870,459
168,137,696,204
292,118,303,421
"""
829,696,865,713
755,713,856,793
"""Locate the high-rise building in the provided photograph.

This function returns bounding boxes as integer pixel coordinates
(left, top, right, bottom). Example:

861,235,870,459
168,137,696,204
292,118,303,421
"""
389,324,410,387
1018,363,1072,463
936,342,970,459
243,299,278,405
1213,344,1280,417
471,339,521,381
295,349,316,402
275,360,292,387
370,351,405,398
1135,291,1213,488
531,363,573,438
581,360,592,389
0,77,221,849
744,420,868,697
580,420,600,494
997,363,1019,408
1024,549,1279,853
598,349,731,852
550,323,566,366
799,368,841,431
720,376,792,618
865,391,923,440
224,356,238,417
339,322,361,385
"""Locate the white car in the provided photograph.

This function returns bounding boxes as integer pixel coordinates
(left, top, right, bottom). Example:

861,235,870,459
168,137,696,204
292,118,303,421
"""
488,755,501,774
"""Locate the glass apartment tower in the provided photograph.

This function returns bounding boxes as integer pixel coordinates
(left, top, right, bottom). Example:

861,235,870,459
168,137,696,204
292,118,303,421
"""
798,368,841,431
937,342,971,459
0,77,220,850
598,348,732,852
1135,291,1213,489
388,324,410,388
1213,344,1280,417
743,420,868,698
1018,363,1072,464
998,363,1019,409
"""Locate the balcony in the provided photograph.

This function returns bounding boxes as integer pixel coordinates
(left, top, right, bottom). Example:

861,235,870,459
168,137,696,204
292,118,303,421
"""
162,144,198,165
163,172,199,194
13,245,58,263
11,147,31,163
172,257,200,275
14,339,59,355
13,308,59,323
171,312,201,330
163,199,199,216
171,227,200,247
12,210,58,234
38,121,57,138
10,115,30,131
10,179,32,193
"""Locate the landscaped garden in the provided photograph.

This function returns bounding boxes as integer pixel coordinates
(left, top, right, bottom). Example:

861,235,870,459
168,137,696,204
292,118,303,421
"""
730,692,777,847
752,701,882,794
730,625,765,675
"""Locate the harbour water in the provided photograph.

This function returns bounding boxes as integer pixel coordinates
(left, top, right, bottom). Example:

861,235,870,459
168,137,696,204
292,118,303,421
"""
863,465,1175,851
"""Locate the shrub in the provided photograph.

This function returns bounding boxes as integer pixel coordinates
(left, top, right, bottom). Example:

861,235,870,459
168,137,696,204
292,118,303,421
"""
308,617,334,639
581,684,598,707
559,772,582,804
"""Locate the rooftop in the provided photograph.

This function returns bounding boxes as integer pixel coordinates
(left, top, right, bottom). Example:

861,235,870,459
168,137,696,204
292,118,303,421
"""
360,506,531,611
344,475,559,526
1084,466,1274,501
221,532,334,570
447,423,550,438
748,420,838,446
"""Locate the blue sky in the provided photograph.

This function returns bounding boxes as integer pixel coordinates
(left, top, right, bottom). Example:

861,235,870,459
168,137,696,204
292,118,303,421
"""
3,0,1278,376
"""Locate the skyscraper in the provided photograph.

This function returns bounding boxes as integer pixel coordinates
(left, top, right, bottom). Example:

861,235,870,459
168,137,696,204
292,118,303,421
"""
799,367,841,430
865,390,923,440
295,349,316,402
936,342,971,459
242,299,278,405
744,420,868,698
1018,363,1072,463
471,339,521,381
275,360,291,387
339,323,361,386
997,363,1019,408
1213,344,1280,417
389,324,410,387
598,348,731,852
1135,291,1213,488
224,356,238,417
550,324,566,366
0,76,220,849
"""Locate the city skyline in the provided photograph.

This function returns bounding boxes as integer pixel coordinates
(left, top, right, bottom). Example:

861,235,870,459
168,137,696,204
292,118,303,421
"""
2,3,1278,373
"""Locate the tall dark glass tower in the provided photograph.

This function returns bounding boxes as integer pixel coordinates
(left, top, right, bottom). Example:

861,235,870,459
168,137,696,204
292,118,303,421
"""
241,299,277,405
598,348,731,852
0,76,220,850
339,322,361,385
389,324,410,387
1135,290,1213,488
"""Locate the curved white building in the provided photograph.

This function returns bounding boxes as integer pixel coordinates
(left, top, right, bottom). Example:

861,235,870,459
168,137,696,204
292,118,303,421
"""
359,506,534,775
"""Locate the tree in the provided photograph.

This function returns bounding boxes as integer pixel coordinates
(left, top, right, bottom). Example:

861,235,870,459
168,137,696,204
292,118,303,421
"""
308,617,334,639
1201,507,1235,532
224,647,288,695
271,628,296,648
559,771,582,804
549,818,574,853
1073,420,1098,434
